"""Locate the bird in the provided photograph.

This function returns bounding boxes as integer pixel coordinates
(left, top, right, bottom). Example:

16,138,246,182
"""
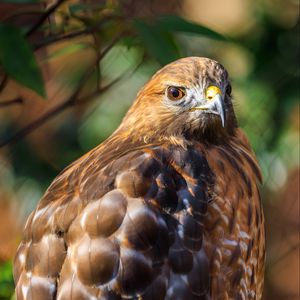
13,57,265,300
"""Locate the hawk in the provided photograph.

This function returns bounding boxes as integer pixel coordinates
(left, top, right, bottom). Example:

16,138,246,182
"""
13,57,265,300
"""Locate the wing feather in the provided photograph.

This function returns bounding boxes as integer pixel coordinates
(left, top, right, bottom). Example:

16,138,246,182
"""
14,134,264,300
14,144,214,300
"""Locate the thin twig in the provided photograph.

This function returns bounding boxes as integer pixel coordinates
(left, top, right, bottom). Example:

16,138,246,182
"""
75,57,144,126
78,58,144,105
0,98,23,108
267,242,299,268
33,16,116,50
26,0,66,37
0,33,124,148
92,35,102,92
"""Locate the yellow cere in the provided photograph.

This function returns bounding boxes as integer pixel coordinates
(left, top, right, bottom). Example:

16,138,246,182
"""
206,86,222,101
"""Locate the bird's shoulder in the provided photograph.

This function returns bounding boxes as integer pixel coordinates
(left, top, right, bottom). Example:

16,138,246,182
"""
26,128,261,236
39,140,214,211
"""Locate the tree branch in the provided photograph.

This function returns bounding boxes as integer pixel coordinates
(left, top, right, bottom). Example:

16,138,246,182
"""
33,16,117,50
0,33,125,148
267,242,299,269
25,0,66,37
0,98,23,108
78,57,144,105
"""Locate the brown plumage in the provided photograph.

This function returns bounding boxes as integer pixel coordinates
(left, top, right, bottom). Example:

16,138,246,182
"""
13,57,265,300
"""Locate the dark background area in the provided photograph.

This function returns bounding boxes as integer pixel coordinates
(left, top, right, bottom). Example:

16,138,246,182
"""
0,0,299,299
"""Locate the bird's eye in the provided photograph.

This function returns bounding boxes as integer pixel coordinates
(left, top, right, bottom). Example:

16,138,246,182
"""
167,86,186,101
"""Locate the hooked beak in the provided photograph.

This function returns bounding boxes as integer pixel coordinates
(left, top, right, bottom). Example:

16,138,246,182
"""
190,88,225,127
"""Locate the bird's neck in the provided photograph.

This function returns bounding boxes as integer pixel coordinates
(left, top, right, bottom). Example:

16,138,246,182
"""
96,125,237,165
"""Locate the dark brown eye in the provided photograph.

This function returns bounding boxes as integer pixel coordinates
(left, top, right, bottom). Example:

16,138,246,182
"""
167,86,186,101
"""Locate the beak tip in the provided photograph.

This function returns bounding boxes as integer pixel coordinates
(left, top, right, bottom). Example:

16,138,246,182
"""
213,94,226,128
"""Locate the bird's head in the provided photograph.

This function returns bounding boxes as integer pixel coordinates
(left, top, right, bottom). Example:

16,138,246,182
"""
120,57,237,144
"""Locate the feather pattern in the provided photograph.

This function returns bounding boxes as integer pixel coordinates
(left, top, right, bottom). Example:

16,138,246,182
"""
14,57,265,300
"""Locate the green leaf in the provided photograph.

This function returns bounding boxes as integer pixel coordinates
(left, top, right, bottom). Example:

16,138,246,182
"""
134,20,181,65
0,261,14,298
157,15,226,41
120,36,140,49
0,23,45,98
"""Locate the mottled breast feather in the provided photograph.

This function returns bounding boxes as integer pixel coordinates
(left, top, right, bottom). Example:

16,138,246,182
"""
13,128,264,300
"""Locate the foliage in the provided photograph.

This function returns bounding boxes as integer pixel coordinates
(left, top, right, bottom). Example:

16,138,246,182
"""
0,2,224,97
0,262,14,300
0,24,45,97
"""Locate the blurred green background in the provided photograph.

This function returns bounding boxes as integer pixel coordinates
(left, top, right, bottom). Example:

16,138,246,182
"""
0,0,299,299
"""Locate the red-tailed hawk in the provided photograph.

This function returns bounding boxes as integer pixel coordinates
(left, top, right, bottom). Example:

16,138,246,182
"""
13,57,265,300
